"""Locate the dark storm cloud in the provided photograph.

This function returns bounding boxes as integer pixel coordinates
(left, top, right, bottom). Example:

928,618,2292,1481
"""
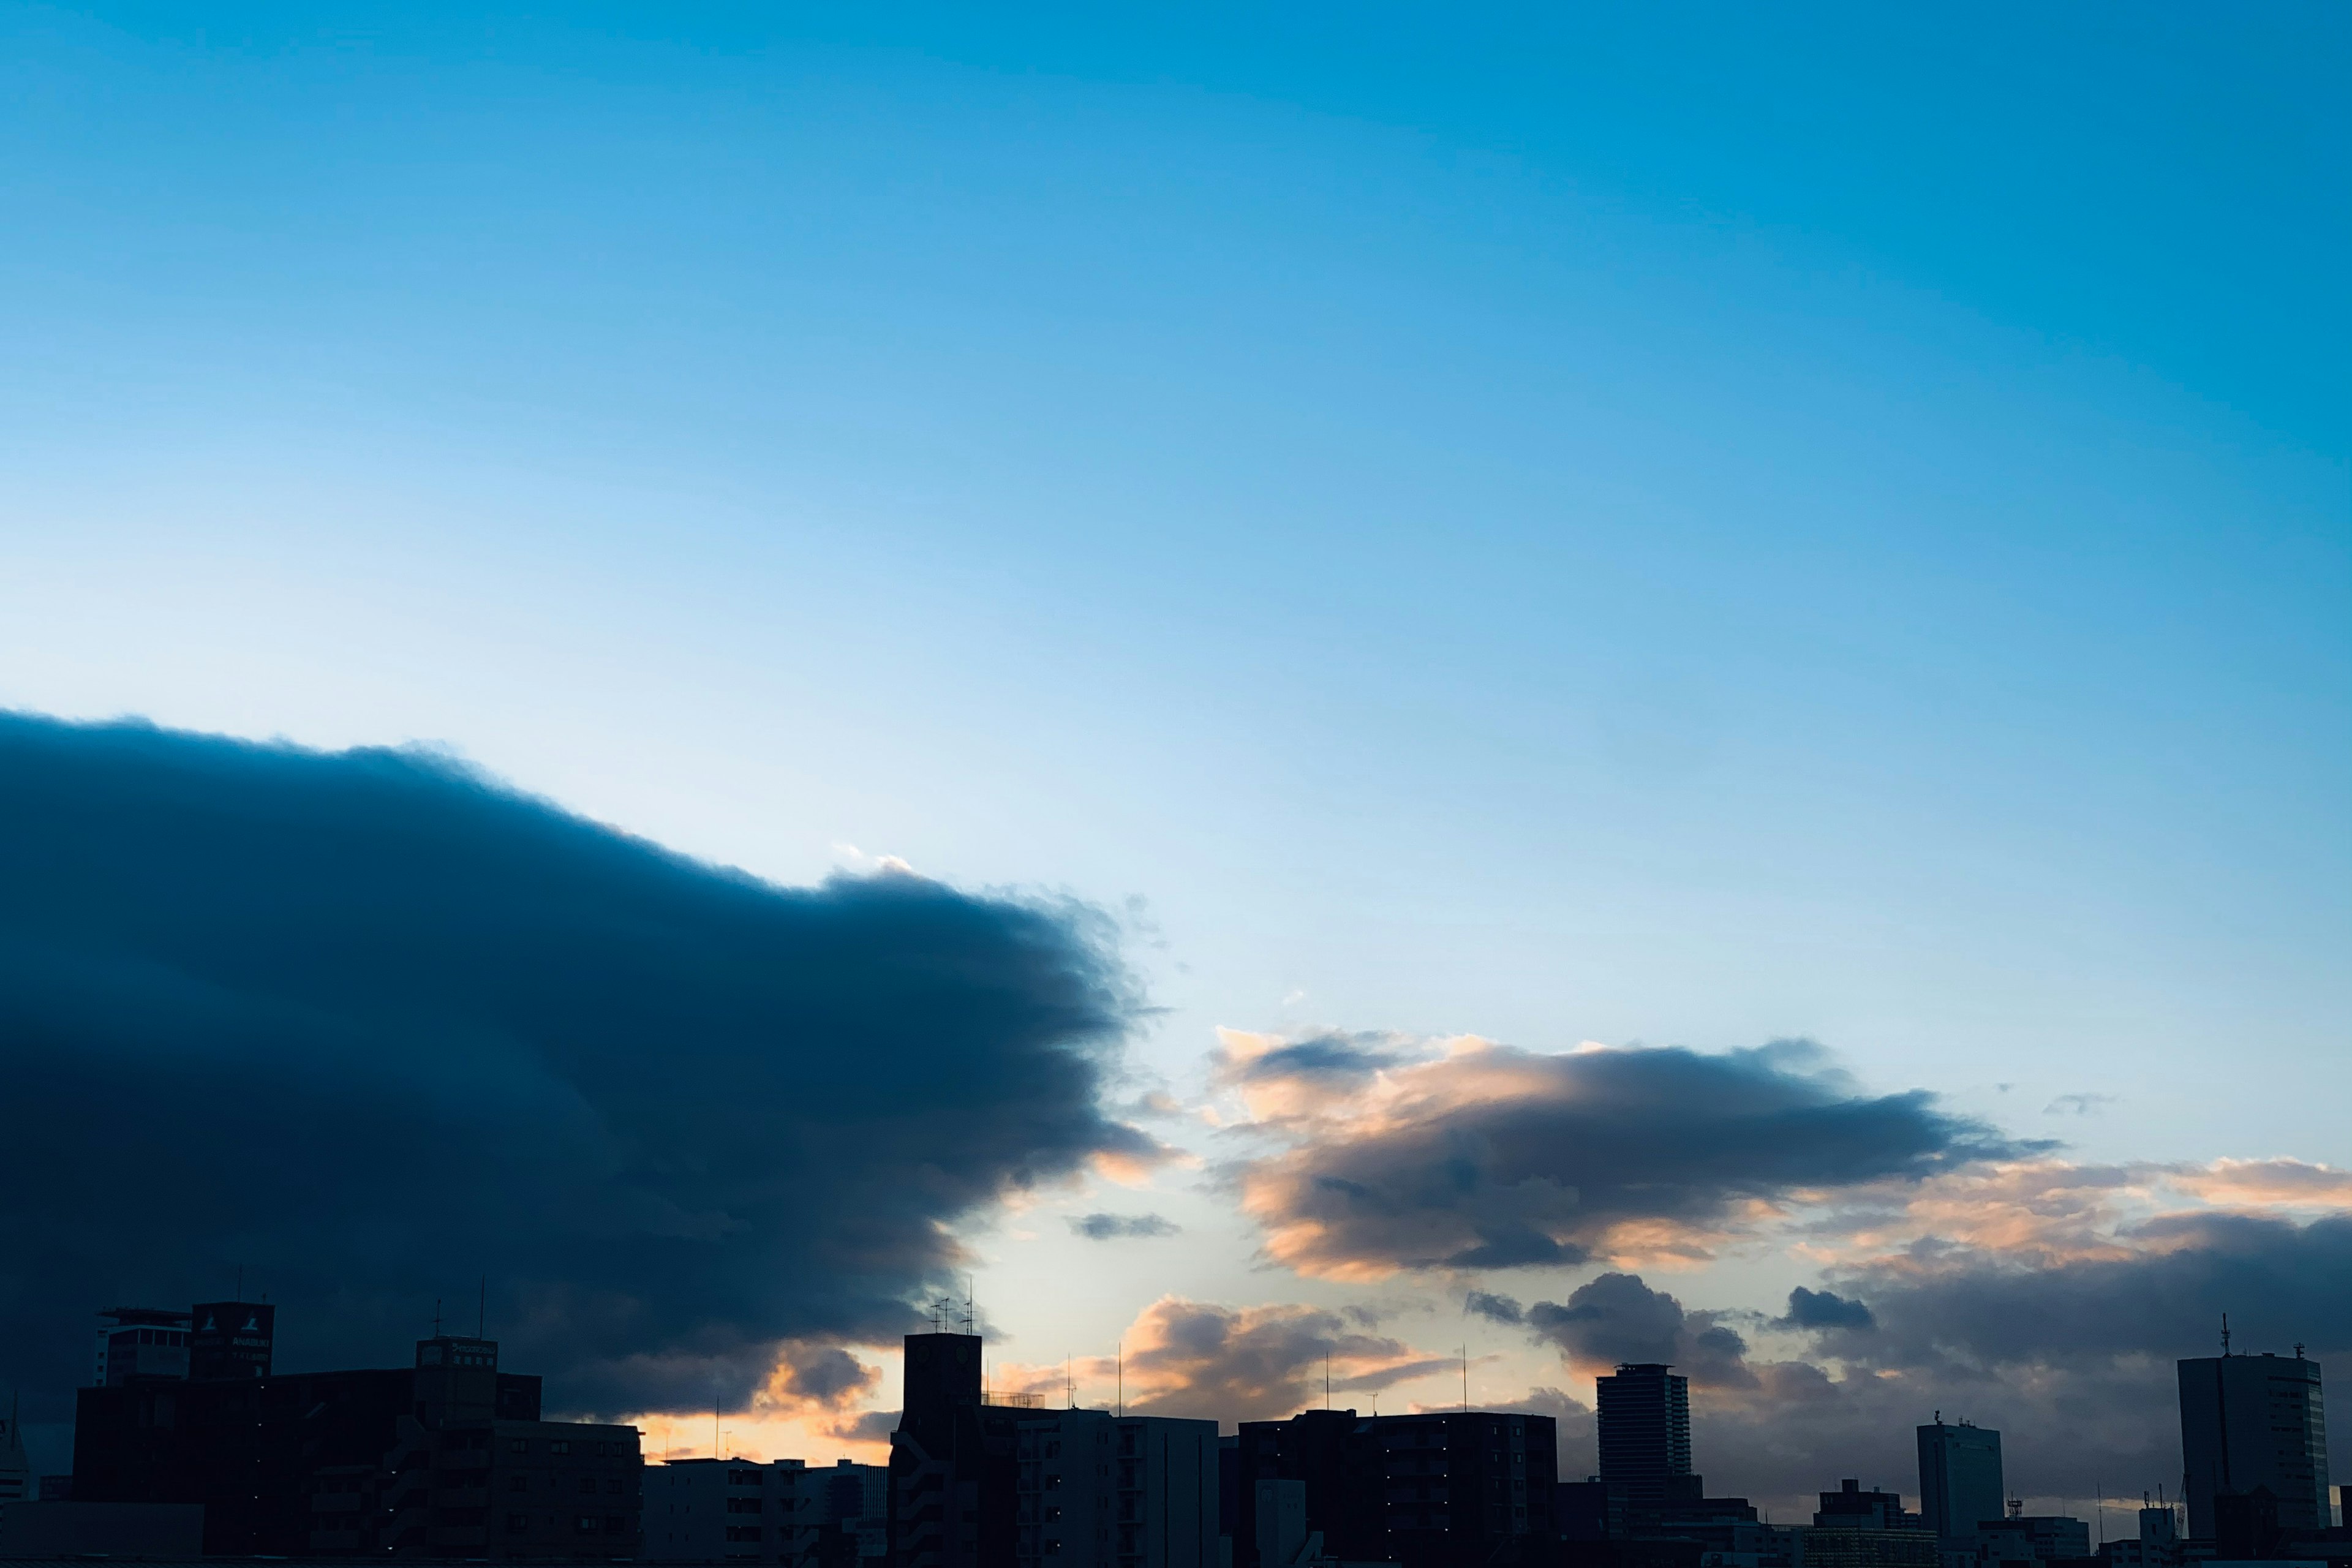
0,714,1153,1423
1068,1212,1180,1240
1779,1287,1875,1332
1851,1213,2352,1366
1234,1036,2020,1276
1526,1273,1755,1389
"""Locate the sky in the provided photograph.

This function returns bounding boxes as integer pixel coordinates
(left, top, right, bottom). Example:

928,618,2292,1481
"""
1,0,2347,1526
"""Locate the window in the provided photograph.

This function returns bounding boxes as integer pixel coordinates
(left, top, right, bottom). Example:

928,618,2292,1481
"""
506,1513,530,1532
509,1476,529,1492
606,1479,624,1496
725,1526,762,1543
576,1517,600,1534
580,1479,600,1495
548,1439,571,1455
510,1439,529,1453
726,1497,763,1513
728,1469,763,1486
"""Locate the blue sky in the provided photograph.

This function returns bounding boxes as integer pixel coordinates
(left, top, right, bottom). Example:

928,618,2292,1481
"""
2,1,2347,1508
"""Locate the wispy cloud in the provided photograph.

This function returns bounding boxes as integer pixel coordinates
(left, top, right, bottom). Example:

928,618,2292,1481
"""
1069,1212,1181,1240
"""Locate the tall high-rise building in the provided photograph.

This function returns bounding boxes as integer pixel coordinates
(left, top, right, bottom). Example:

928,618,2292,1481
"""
2177,1351,2330,1537
1597,1364,1692,1506
1917,1419,2004,1538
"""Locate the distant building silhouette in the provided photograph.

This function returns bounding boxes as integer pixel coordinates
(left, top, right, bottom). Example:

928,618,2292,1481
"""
1801,1479,1936,1568
70,1310,643,1558
1970,1513,2090,1564
812,1458,888,1567
1227,1406,1557,1568
1814,1478,1921,1531
1918,1419,2005,1539
0,1395,29,1504
2177,1350,2330,1537
1597,1363,1692,1507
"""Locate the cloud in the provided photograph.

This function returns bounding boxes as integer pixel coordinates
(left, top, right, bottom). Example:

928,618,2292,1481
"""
763,1344,880,1410
1069,1212,1181,1240
1104,1297,1453,1425
1219,1033,2017,1278
1464,1290,1525,1325
0,713,1158,1425
1845,1212,2352,1368
1503,1206,2352,1518
1777,1287,1875,1332
2044,1093,2117,1117
1526,1273,1757,1389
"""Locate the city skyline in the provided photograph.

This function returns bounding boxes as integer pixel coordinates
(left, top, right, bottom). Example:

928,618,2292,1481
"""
1,0,2346,1540
26,1292,2339,1565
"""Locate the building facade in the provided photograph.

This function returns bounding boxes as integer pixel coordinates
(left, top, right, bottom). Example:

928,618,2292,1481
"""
1229,1408,1558,1568
1917,1422,2003,1540
1011,1408,1218,1568
646,1458,818,1564
189,1300,276,1381
1599,1365,1694,1507
2177,1353,2331,1537
92,1307,192,1386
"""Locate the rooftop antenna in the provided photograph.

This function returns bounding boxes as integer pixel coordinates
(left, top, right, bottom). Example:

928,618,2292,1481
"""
1117,1341,1125,1418
1461,1344,1469,1413
432,1298,442,1337
2220,1314,2231,1355
477,1276,486,1340
1324,1351,1330,1409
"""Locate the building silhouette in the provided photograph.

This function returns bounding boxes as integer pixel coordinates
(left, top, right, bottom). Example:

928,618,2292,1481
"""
1597,1363,1692,1507
0,1396,29,1505
644,1457,818,1564
2176,1350,2330,1537
1228,1407,1557,1568
1917,1419,2004,1539
1011,1407,1218,1568
70,1310,642,1558
891,1328,1019,1568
